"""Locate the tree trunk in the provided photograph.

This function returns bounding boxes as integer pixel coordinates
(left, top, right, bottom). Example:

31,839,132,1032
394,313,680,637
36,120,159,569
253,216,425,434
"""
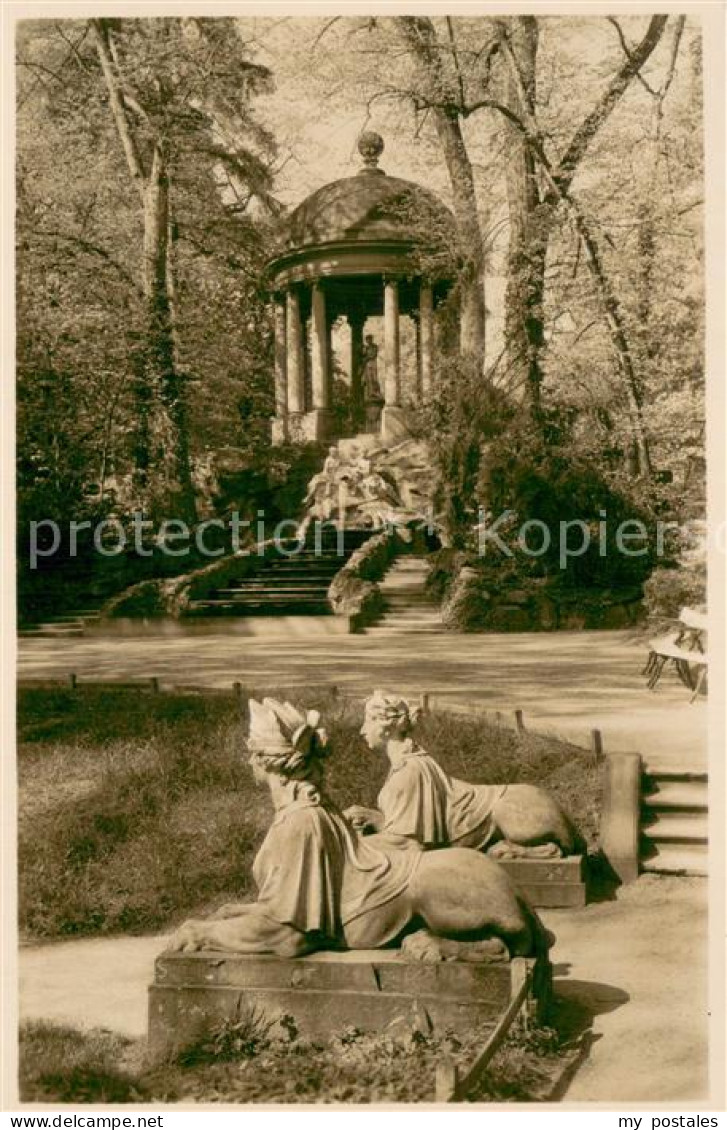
502,18,549,424
496,14,668,472
394,17,487,367
140,143,195,521
92,18,195,521
432,109,487,362
569,205,653,476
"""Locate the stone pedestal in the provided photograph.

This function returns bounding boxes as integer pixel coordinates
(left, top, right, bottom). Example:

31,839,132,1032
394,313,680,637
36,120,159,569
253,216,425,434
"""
495,855,587,908
302,409,335,443
148,948,551,1057
600,752,642,884
271,416,287,445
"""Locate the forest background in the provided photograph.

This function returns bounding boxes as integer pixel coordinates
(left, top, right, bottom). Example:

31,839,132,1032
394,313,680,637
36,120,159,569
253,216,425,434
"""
15,14,706,624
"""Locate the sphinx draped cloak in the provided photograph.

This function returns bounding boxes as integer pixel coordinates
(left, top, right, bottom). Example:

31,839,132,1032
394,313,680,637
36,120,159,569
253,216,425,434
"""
377,742,507,850
252,790,421,947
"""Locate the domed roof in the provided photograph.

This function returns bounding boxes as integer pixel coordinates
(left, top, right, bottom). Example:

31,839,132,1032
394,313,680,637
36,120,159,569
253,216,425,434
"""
279,169,452,252
268,134,454,273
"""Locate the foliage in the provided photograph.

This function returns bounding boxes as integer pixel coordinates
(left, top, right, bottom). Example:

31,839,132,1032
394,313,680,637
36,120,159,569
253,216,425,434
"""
176,1005,278,1066
643,565,706,628
414,356,513,546
17,685,599,939
327,529,400,626
16,15,706,617
20,1015,575,1103
480,420,659,589
16,17,282,613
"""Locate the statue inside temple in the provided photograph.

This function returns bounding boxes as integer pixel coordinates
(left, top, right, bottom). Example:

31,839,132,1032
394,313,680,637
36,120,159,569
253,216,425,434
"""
360,335,384,433
168,698,549,962
345,691,581,860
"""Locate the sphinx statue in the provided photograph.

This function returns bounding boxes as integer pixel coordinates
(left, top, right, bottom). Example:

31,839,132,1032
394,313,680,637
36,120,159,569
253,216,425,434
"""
169,697,549,963
344,691,581,860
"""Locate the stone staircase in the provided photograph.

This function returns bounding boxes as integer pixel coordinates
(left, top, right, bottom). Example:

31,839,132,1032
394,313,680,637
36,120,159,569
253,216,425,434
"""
365,556,445,636
640,770,708,876
187,529,371,618
19,608,102,639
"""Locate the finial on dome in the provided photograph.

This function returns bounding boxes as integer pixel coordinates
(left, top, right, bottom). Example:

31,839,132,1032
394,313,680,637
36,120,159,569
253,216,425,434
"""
357,131,385,173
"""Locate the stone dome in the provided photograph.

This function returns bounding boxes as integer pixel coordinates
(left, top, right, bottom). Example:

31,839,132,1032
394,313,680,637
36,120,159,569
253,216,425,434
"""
266,134,454,288
278,169,453,252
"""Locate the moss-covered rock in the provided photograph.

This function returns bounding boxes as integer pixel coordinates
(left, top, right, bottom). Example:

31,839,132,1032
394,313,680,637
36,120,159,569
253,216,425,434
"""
328,529,401,629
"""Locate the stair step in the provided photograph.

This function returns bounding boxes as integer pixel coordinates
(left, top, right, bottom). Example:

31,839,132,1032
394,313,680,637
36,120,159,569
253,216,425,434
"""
216,587,330,596
192,596,331,606
379,617,442,626
382,605,440,614
263,567,340,576
24,626,85,637
641,842,707,875
641,779,708,810
48,615,96,624
643,771,708,783
365,627,446,636
382,592,436,601
640,811,708,843
188,604,332,616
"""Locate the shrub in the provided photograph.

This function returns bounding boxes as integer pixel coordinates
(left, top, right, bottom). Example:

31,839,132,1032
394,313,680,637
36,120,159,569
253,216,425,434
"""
176,1005,278,1066
21,1016,575,1104
643,565,707,628
327,528,401,628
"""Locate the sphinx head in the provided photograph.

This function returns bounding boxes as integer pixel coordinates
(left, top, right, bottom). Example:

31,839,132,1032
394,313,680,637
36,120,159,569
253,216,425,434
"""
246,698,329,787
360,690,421,752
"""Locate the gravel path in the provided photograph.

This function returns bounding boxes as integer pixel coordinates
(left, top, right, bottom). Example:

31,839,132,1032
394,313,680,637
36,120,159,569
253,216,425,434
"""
18,629,706,772
18,875,709,1104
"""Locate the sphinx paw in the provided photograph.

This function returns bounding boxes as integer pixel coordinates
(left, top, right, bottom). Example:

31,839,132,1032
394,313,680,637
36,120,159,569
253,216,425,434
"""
168,920,208,953
488,840,561,860
400,929,444,964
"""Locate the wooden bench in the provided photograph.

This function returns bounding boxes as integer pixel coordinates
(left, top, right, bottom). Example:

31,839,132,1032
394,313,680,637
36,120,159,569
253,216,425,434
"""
644,607,707,702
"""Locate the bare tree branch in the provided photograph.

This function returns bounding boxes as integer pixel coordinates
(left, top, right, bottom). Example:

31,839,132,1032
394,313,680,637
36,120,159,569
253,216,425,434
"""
607,17,660,98
90,19,148,196
556,16,669,192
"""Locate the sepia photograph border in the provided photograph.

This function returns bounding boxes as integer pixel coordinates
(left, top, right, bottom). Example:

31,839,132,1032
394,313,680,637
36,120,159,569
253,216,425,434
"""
2,0,725,1114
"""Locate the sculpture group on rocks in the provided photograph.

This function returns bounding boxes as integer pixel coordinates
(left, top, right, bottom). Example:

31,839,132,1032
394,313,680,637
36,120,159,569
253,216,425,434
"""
169,694,559,963
299,444,404,533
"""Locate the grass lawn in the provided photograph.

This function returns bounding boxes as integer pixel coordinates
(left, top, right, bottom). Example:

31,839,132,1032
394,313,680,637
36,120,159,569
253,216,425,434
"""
19,1010,581,1104
18,684,601,940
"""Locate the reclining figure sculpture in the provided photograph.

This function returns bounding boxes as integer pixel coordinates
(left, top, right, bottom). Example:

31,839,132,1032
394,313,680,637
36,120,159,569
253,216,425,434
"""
345,691,581,859
169,697,550,963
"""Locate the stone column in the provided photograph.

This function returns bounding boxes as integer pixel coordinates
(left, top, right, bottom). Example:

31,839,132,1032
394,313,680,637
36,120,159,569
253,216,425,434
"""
307,283,333,441
419,283,434,400
383,278,400,407
382,278,410,443
286,289,305,417
311,284,330,410
271,297,287,443
326,313,335,408
349,314,365,432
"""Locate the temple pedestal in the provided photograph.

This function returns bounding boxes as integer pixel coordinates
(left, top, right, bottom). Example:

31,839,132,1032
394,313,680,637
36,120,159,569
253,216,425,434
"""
271,416,287,445
302,409,336,443
148,948,551,1057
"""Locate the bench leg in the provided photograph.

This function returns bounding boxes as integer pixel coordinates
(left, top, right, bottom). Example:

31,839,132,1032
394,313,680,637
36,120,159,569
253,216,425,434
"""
675,659,695,690
690,667,707,703
647,655,668,690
